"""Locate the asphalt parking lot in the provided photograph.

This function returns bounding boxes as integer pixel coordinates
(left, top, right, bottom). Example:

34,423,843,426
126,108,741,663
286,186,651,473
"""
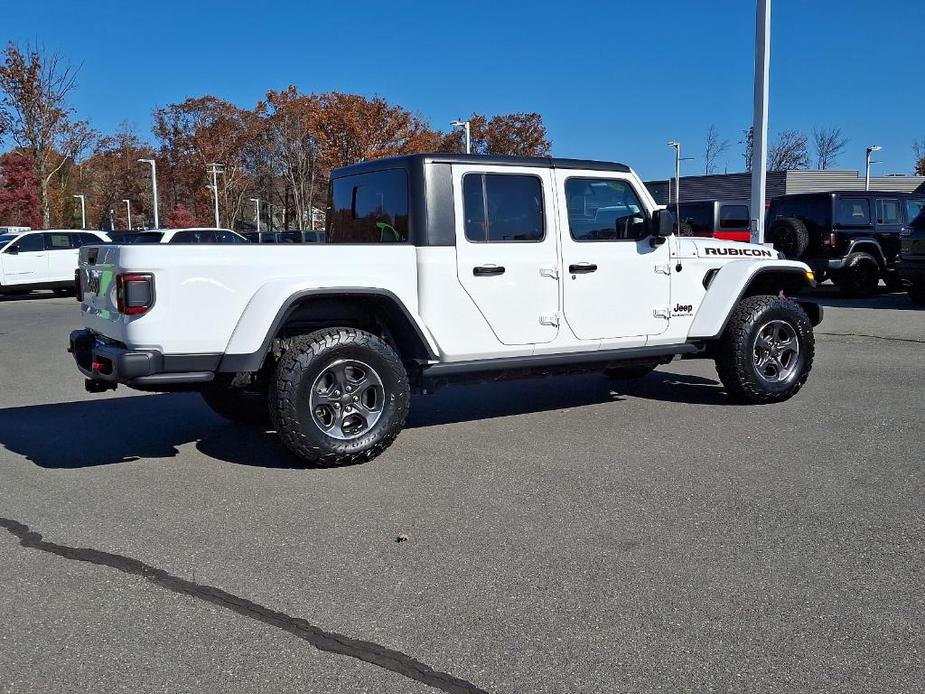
1,289,923,694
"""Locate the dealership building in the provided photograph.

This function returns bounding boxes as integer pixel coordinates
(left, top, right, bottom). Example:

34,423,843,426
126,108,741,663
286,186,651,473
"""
645,169,925,205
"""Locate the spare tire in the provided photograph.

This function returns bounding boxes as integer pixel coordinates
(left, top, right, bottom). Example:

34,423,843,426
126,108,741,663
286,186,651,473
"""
769,217,810,259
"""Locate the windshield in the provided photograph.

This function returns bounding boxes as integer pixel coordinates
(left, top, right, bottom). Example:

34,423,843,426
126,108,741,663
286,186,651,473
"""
130,233,164,243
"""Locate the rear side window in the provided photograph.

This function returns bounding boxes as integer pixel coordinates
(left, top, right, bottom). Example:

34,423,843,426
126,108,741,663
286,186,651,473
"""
328,169,408,243
719,204,749,229
676,202,714,235
876,199,902,225
464,173,545,242
44,232,73,249
565,178,644,241
10,234,44,252
835,198,871,225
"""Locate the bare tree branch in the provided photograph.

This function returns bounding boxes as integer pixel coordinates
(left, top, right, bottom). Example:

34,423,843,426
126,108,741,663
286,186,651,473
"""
703,125,729,175
813,127,848,169
768,129,809,171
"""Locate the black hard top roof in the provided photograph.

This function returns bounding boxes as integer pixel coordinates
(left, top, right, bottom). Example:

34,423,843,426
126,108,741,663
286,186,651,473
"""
332,152,632,177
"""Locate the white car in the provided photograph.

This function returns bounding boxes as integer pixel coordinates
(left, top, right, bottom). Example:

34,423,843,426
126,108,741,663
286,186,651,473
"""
71,153,822,468
0,229,109,295
128,228,249,244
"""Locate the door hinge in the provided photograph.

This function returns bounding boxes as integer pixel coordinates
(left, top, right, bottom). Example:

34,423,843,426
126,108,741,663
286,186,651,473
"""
653,307,670,319
654,264,671,275
539,313,560,327
540,267,559,280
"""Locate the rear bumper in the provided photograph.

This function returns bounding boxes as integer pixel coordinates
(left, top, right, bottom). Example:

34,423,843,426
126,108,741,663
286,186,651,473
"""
68,329,217,387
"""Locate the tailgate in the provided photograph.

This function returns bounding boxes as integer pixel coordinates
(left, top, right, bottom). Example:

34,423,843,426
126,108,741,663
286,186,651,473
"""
77,244,125,340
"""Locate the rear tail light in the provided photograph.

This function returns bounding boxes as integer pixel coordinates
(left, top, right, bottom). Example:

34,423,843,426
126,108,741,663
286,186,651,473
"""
829,232,838,246
75,269,83,302
116,272,155,316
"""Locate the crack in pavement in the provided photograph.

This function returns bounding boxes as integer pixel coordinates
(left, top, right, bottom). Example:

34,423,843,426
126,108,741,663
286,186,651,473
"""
817,331,925,345
0,517,488,694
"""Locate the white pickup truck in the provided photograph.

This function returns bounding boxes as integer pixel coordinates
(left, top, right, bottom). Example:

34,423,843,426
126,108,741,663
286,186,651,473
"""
70,153,821,467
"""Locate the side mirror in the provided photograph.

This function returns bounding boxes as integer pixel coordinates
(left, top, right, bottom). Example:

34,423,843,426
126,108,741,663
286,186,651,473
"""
652,208,674,237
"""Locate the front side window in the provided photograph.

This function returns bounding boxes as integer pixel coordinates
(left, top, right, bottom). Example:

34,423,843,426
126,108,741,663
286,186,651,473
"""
876,199,902,225
835,198,871,225
565,178,645,241
463,173,544,242
328,169,408,243
904,199,925,225
44,232,73,250
719,204,750,229
9,233,44,253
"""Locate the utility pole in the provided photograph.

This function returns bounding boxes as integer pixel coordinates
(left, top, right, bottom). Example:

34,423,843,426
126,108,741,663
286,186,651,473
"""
667,142,681,229
750,0,771,245
138,159,159,228
207,162,224,227
865,145,881,190
73,194,86,229
451,119,471,154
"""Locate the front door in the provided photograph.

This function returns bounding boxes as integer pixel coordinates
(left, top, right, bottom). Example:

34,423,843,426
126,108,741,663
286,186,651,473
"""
452,164,560,345
556,173,671,340
1,233,47,286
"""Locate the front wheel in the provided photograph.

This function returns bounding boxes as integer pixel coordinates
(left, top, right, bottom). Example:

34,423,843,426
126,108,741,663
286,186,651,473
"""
269,328,410,467
714,295,814,404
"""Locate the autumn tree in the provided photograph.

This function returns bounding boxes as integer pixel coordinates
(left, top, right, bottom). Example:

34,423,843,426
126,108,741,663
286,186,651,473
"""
439,112,551,156
703,125,729,175
913,139,925,176
164,204,197,228
0,42,97,227
813,127,848,169
0,150,41,228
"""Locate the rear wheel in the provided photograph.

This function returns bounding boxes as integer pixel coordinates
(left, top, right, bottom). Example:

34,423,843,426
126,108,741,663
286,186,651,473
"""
833,251,881,297
269,328,410,467
714,295,814,404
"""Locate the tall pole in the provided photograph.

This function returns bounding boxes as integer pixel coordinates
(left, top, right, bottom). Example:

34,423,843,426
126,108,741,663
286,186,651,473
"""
73,194,86,229
250,198,261,233
138,159,159,228
865,146,881,191
668,142,681,228
451,120,471,154
208,163,223,227
750,0,771,245
123,199,131,229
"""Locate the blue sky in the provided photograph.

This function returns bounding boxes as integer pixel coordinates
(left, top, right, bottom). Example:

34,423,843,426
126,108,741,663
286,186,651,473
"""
2,0,922,181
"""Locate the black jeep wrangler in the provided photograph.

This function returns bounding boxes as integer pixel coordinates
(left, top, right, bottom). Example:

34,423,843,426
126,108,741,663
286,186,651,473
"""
766,191,925,296
897,206,925,305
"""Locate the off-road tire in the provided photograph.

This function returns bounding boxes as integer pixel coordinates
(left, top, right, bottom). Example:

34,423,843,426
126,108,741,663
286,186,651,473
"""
201,375,271,426
908,281,925,306
833,251,881,297
714,295,814,404
269,328,410,467
769,217,810,259
604,364,657,380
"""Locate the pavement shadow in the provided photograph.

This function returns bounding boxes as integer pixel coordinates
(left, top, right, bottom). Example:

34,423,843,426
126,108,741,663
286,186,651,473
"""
0,291,65,303
805,284,920,311
0,393,217,468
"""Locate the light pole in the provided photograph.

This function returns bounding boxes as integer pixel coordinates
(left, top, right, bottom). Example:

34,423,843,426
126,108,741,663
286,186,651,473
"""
667,141,681,228
451,119,471,154
73,194,86,229
207,162,224,227
137,158,159,228
122,199,131,229
250,197,261,233
750,0,771,245
865,145,881,191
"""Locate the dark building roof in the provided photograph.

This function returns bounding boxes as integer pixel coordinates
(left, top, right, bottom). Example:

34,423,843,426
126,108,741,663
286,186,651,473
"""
333,153,631,177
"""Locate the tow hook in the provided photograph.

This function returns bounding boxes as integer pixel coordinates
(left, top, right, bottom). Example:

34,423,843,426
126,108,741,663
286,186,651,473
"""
85,378,117,393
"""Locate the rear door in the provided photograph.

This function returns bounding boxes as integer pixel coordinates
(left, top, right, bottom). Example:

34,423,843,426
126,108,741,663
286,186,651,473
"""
452,163,560,345
44,231,78,282
874,197,903,262
557,172,671,339
0,233,47,285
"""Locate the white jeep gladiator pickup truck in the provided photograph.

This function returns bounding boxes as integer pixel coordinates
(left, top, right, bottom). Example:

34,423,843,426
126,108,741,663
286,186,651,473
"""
70,153,822,466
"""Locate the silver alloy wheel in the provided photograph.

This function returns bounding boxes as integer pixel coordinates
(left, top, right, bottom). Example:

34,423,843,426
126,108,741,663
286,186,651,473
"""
753,320,800,383
309,359,385,440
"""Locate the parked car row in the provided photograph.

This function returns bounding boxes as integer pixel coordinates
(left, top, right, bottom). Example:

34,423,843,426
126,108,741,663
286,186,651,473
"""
0,229,109,294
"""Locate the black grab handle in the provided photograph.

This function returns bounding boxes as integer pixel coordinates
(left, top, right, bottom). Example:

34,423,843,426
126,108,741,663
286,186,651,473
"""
568,263,598,274
473,265,506,276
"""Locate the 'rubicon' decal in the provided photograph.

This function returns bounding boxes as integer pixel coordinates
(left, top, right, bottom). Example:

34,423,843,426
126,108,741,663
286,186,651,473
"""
704,247,773,257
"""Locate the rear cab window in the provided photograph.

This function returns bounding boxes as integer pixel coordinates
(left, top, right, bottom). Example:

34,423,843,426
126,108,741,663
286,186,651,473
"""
328,169,409,243
719,204,749,229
